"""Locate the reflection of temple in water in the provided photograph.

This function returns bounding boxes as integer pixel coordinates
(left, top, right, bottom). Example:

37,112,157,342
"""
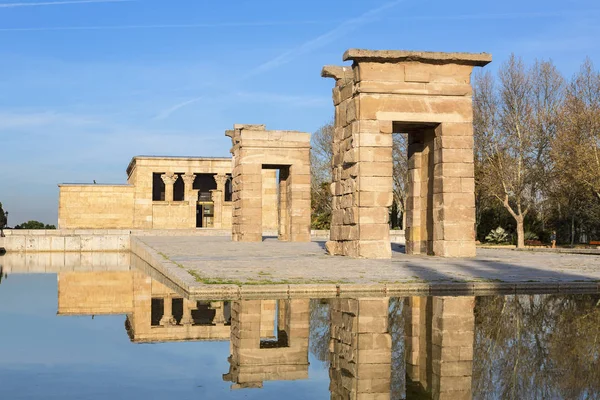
57,270,232,342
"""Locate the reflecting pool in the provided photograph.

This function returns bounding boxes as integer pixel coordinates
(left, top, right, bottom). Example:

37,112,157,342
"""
0,258,598,399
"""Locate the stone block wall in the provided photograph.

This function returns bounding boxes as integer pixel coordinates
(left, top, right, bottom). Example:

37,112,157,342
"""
151,202,191,229
58,184,135,229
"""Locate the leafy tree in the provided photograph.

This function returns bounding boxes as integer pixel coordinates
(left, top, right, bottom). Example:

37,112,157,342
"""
0,202,6,228
15,221,56,230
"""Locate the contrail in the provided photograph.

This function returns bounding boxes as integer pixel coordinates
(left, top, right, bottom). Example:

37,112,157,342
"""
155,0,403,120
0,20,332,31
249,0,403,77
0,0,132,8
408,10,599,21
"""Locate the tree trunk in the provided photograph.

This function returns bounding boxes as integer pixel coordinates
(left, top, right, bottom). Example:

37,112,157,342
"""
390,202,399,229
502,196,525,248
516,215,525,248
571,215,575,246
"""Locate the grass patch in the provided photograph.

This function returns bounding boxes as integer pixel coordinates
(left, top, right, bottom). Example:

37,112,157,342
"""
186,269,343,286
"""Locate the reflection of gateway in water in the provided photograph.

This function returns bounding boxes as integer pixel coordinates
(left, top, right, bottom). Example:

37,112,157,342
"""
327,297,475,400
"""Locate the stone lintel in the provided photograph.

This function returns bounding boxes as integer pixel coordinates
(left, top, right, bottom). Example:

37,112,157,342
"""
233,124,266,131
343,49,492,67
227,124,310,147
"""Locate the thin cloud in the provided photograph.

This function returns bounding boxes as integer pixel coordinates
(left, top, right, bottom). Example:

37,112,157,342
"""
0,20,332,32
0,0,132,8
155,0,402,120
153,97,204,121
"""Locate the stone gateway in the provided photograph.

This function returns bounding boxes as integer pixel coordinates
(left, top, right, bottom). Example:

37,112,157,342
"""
323,49,492,258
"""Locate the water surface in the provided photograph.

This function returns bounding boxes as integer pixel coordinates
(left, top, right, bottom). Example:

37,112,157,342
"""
0,261,598,399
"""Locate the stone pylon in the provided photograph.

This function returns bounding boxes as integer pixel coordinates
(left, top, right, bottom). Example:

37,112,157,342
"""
323,50,492,258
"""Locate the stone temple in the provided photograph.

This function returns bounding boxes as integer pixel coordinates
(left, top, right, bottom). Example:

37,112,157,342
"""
58,156,279,231
57,48,491,259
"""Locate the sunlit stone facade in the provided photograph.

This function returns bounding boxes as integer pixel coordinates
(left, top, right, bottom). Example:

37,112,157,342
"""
323,49,492,258
58,156,278,231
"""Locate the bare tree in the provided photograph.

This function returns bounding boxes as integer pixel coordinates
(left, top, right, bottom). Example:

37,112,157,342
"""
391,134,408,229
310,121,334,228
474,55,561,247
555,59,600,203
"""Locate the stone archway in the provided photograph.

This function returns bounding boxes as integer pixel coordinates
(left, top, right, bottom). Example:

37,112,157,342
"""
322,50,491,258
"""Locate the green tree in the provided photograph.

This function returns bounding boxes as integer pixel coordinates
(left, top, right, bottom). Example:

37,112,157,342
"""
15,220,56,230
0,202,6,228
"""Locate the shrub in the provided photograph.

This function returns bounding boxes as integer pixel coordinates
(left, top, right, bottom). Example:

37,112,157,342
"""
485,227,509,244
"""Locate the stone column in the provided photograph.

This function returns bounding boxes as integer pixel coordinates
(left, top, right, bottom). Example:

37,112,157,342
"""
159,295,177,326
432,124,477,257
232,164,263,242
210,301,226,325
211,173,228,229
182,174,197,229
406,136,423,255
180,298,195,326
182,174,196,201
161,173,178,202
278,168,289,241
406,129,435,255
287,166,312,243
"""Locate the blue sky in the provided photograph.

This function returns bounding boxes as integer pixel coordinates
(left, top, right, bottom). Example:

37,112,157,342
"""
1,0,599,225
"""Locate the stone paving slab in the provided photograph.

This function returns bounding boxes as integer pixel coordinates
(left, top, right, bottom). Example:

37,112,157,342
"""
131,236,600,298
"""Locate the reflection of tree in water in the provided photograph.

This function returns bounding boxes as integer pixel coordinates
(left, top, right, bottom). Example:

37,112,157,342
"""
474,294,600,400
389,297,406,400
309,299,330,367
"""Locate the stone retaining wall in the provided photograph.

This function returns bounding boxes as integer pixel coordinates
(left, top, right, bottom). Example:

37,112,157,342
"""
0,229,232,252
0,228,405,253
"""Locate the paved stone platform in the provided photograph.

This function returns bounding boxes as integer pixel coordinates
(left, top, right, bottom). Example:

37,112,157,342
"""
131,236,600,298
